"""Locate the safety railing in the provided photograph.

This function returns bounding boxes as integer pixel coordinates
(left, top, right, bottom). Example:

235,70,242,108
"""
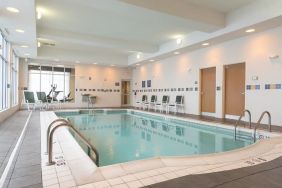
253,111,271,142
46,119,99,166
234,109,252,140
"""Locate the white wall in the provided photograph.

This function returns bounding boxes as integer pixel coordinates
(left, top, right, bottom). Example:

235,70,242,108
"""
73,65,132,108
132,26,282,126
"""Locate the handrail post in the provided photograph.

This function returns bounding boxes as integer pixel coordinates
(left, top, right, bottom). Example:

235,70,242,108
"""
234,109,252,140
45,118,69,154
253,111,271,142
47,122,99,166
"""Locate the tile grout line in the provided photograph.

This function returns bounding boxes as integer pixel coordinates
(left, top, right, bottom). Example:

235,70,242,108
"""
0,111,32,188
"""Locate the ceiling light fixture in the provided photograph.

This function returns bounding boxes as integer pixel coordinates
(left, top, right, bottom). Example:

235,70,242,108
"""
111,64,115,66
93,63,97,65
75,61,80,64
21,45,28,48
176,38,182,45
137,54,141,59
37,41,41,47
16,29,24,33
37,11,42,20
6,7,19,13
246,28,255,33
202,42,209,46
174,52,180,55
149,59,155,62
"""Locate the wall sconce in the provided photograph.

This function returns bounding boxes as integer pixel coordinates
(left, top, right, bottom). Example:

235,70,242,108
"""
187,67,192,72
269,54,281,64
269,55,279,60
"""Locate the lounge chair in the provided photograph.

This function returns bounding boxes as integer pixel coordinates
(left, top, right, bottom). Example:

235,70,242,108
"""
155,95,170,113
144,95,157,111
36,92,49,110
23,91,36,111
168,96,184,114
136,95,147,109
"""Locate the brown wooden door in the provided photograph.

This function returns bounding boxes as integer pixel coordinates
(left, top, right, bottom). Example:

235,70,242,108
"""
121,81,130,105
224,63,245,116
201,67,216,113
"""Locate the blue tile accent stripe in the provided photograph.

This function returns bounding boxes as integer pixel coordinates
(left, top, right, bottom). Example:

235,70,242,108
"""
134,83,281,93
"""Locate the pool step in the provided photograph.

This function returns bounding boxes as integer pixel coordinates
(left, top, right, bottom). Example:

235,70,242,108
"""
235,134,253,142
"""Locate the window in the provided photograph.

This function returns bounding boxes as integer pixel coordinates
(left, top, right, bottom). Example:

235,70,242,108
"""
0,33,9,110
28,65,74,102
11,51,19,105
0,31,19,110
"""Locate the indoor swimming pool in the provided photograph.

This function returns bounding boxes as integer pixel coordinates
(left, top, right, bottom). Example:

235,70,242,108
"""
56,110,254,166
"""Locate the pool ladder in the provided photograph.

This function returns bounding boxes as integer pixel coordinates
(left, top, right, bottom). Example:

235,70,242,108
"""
234,110,252,140
253,111,272,142
46,118,99,166
234,110,272,142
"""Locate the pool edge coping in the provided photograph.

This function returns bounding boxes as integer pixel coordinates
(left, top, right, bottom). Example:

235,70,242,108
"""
40,109,282,188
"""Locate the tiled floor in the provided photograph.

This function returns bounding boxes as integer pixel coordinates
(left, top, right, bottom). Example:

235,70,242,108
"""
0,111,30,177
146,156,282,188
0,111,42,188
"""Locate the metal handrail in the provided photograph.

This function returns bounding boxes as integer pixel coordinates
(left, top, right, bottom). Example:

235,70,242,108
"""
47,122,99,166
45,118,69,154
234,109,252,140
253,111,272,142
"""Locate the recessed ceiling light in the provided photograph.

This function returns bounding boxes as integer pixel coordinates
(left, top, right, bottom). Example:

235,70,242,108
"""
149,59,155,62
6,7,19,13
137,54,141,59
21,45,28,48
16,29,24,33
37,41,41,47
111,64,115,66
93,63,97,65
176,38,182,45
202,43,209,46
246,28,255,33
174,52,180,55
24,53,30,56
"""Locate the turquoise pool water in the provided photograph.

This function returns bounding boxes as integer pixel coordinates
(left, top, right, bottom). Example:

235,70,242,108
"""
57,110,253,166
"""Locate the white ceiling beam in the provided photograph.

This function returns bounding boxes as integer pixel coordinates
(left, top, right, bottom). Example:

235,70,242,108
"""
37,27,158,53
37,46,128,65
121,0,225,32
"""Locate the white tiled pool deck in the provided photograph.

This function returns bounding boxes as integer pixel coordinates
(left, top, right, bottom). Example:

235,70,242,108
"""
40,110,282,188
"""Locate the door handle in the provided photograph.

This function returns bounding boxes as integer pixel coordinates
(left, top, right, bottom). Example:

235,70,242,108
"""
241,92,245,95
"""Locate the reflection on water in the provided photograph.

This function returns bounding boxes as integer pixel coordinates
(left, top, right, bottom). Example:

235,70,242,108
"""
65,111,253,166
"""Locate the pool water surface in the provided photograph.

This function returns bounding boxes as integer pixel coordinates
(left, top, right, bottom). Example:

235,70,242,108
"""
57,110,253,166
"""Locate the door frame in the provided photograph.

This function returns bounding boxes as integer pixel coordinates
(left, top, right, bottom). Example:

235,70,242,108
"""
199,66,216,116
223,62,246,118
121,79,131,107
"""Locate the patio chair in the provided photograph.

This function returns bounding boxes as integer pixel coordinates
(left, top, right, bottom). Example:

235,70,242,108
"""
144,95,157,111
36,92,50,110
168,96,184,114
136,95,147,109
155,95,170,113
23,91,36,111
